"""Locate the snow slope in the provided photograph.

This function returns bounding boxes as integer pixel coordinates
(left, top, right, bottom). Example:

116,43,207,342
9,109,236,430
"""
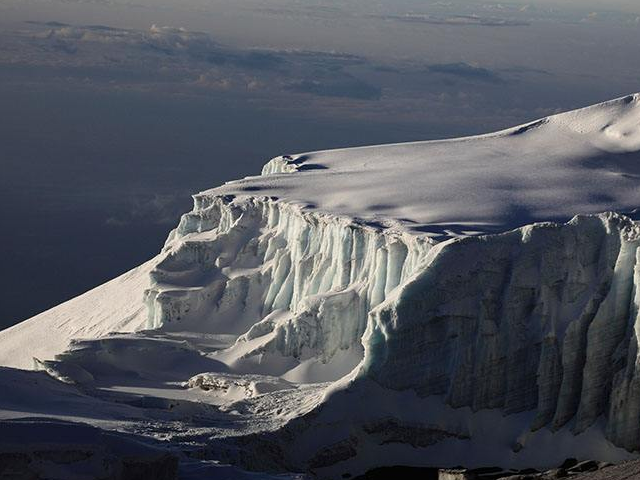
0,260,153,369
1,93,640,478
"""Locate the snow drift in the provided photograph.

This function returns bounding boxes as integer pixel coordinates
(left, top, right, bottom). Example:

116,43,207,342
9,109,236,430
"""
1,93,640,478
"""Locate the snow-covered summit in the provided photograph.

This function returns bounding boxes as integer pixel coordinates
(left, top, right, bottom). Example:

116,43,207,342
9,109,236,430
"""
211,93,640,238
1,94,640,478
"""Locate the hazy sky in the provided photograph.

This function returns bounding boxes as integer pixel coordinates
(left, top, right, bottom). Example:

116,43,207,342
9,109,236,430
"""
1,0,640,328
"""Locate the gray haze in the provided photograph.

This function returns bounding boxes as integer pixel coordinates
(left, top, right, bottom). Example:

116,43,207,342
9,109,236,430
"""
1,0,640,328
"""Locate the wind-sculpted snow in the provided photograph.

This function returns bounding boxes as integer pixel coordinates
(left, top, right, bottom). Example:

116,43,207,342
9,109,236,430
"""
1,94,640,478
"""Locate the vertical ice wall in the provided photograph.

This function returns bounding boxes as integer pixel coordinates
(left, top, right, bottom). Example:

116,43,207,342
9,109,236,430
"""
607,242,640,450
363,213,640,447
143,194,433,366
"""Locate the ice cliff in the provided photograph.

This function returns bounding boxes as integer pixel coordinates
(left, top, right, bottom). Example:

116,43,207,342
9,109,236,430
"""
1,93,640,477
144,195,432,377
365,213,640,447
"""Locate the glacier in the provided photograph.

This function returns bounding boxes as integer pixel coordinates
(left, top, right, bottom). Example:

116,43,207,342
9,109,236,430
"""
1,93,640,478
145,195,433,379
